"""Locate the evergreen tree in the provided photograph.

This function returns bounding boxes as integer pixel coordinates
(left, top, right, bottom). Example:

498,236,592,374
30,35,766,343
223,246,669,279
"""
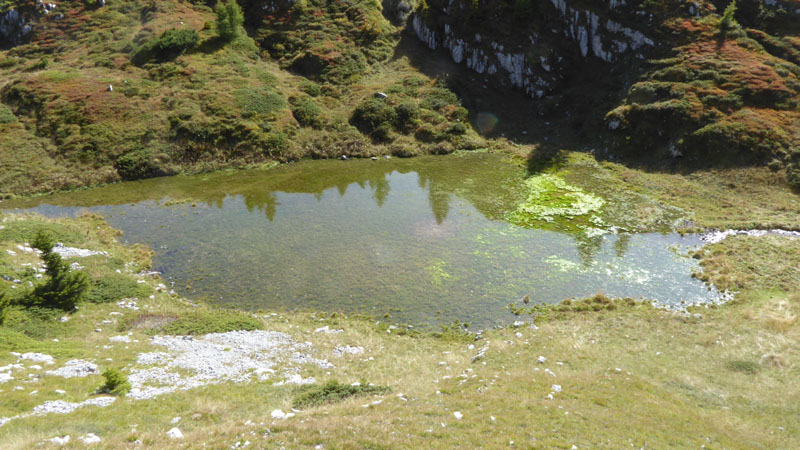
0,289,9,325
215,0,245,42
720,0,738,32
27,230,88,311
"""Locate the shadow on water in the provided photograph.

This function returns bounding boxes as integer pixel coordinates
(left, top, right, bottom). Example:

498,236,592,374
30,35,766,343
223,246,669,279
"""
4,153,724,329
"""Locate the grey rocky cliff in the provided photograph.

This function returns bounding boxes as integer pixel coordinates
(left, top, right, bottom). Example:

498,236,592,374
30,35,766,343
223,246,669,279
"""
411,0,658,99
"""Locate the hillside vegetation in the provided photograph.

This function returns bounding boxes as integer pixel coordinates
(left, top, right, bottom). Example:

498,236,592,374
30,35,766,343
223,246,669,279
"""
0,0,798,196
0,0,480,195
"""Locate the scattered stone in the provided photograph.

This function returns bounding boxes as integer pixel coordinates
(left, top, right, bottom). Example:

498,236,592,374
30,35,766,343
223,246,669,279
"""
166,428,184,439
537,356,546,364
552,384,562,393
16,353,54,364
333,345,364,356
46,360,98,378
314,326,343,334
512,321,525,327
373,92,388,99
171,416,181,424
109,335,131,343
453,411,463,420
33,397,116,415
55,389,66,395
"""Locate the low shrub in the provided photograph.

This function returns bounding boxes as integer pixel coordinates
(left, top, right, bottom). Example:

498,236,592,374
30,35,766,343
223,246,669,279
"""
421,87,460,111
234,87,286,118
157,311,264,335
290,96,322,127
0,104,17,124
98,368,131,395
299,80,322,97
293,380,390,409
351,98,397,140
725,359,759,374
446,122,468,135
85,273,152,304
116,149,159,180
394,101,420,132
133,28,199,64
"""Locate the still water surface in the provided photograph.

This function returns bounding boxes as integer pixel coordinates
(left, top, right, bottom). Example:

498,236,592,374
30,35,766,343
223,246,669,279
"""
6,153,722,327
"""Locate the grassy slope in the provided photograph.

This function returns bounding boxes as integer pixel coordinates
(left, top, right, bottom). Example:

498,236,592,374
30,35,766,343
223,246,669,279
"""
0,0,481,195
0,212,798,449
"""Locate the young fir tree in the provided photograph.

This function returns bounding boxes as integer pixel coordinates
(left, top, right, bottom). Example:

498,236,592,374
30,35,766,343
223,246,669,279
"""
28,230,88,311
719,0,738,33
0,289,9,325
215,0,245,42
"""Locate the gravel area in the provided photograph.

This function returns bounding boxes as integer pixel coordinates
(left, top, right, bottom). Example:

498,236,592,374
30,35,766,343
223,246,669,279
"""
128,330,334,400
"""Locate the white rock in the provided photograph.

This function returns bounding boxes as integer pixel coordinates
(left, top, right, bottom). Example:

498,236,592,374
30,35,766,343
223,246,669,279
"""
49,435,70,445
537,356,546,364
453,411,463,420
270,409,294,420
552,384,562,393
109,335,131,343
171,416,181,424
166,428,184,439
80,433,101,444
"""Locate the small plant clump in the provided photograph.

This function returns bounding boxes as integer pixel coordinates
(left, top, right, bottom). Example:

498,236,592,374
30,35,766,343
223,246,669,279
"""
293,380,390,409
24,230,89,311
98,368,131,396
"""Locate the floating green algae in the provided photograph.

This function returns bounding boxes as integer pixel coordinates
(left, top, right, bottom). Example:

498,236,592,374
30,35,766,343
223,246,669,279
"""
505,174,605,228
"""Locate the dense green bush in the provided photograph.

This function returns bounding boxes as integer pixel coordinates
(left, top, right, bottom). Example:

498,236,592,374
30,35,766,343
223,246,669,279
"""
98,368,131,395
24,231,89,311
394,101,420,131
446,122,468,135
215,0,245,42
299,80,322,97
116,149,158,180
0,104,16,124
351,98,397,140
290,96,322,127
421,87,460,111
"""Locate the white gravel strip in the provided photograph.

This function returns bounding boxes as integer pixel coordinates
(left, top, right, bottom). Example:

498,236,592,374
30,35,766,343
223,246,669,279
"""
700,229,800,244
52,243,108,258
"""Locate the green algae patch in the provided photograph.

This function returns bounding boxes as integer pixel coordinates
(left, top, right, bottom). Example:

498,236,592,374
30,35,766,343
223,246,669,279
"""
506,174,605,230
426,260,452,286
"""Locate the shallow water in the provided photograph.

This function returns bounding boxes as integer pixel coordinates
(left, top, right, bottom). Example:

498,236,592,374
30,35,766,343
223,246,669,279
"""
5,153,723,328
